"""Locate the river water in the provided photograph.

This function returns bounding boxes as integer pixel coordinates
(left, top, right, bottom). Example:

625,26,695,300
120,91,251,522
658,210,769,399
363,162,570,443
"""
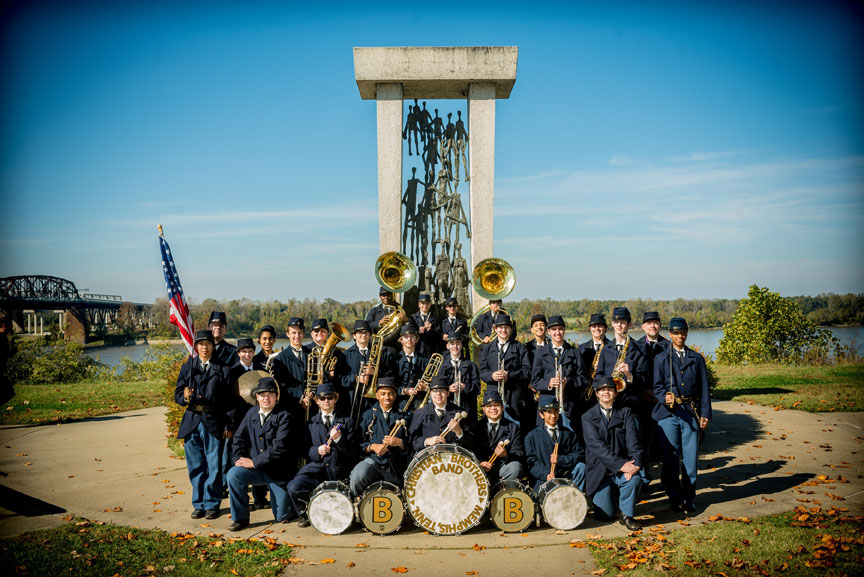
85,326,864,370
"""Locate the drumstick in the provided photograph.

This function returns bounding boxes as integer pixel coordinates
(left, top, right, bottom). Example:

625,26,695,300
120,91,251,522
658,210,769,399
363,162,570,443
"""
440,411,468,438
550,441,560,477
388,418,407,437
487,439,511,466
325,423,342,448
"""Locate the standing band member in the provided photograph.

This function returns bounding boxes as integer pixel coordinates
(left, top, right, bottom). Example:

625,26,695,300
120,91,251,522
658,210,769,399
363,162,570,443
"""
175,330,233,520
438,297,467,351
226,377,296,531
582,376,643,531
469,389,525,485
472,298,503,344
577,313,611,387
269,317,307,412
478,314,532,434
253,325,278,366
412,293,440,358
395,324,429,409
652,317,711,514
441,331,480,424
209,311,238,367
530,315,585,428
525,398,586,493
524,314,548,366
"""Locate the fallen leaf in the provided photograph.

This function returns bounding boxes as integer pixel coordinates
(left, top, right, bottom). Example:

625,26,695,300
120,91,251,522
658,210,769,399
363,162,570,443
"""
392,568,409,574
472,544,486,551
321,559,335,564
355,543,370,548
466,573,479,576
346,561,356,567
591,570,608,576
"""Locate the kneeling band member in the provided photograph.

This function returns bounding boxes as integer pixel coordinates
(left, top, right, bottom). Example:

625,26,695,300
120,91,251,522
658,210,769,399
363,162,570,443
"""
469,389,525,485
525,398,586,493
408,374,469,451
582,376,643,531
348,377,412,497
226,377,296,531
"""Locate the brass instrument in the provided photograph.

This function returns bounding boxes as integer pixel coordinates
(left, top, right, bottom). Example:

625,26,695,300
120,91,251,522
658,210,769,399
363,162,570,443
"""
496,348,504,399
611,337,631,392
555,352,564,412
586,341,605,400
361,334,384,399
468,258,516,346
405,353,443,411
374,251,417,339
236,369,271,406
453,357,463,407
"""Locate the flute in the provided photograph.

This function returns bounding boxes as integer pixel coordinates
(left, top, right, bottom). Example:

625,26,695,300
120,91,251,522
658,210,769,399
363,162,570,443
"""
487,439,511,466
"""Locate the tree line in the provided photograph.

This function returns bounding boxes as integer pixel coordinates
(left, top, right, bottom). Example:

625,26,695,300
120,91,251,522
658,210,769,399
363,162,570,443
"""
146,292,863,338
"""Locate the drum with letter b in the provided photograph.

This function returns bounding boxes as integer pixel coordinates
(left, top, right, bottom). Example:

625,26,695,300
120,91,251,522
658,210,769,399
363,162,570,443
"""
357,481,404,535
489,479,535,532
307,481,354,535
537,478,588,530
403,444,489,535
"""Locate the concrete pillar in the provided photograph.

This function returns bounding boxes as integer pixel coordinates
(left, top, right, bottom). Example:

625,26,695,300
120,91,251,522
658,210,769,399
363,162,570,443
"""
376,83,403,254
468,82,497,311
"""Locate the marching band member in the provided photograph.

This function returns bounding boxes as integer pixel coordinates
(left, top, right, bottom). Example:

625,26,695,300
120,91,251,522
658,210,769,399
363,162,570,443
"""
530,316,586,428
287,382,357,528
438,297,468,351
582,376,643,531
468,389,525,485
478,314,533,434
253,325,278,366
208,311,238,367
226,377,296,531
408,374,469,451
440,330,481,424
525,398,586,493
304,318,349,416
594,307,649,419
524,314,548,366
175,330,234,520
471,298,504,344
652,317,711,514
343,320,392,420
268,317,307,411
349,377,412,497
395,323,430,408
577,314,612,384
411,293,441,358
227,338,266,509
365,287,406,353
638,311,668,370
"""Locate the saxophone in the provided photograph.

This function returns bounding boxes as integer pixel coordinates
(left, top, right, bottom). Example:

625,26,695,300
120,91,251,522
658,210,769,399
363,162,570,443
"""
610,337,631,392
585,341,605,400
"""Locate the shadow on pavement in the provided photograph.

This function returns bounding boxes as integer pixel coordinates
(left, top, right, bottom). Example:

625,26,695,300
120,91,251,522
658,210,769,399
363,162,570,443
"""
701,408,763,453
0,485,65,516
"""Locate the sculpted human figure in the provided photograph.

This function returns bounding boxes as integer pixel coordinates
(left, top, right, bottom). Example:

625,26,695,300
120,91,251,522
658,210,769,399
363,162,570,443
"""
434,251,451,302
452,242,471,315
445,191,471,250
403,99,421,156
402,167,423,260
455,110,469,182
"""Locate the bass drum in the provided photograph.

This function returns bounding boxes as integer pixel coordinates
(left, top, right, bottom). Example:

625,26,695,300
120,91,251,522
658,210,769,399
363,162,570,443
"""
489,479,535,533
357,481,405,535
307,481,354,535
537,478,587,530
403,444,489,535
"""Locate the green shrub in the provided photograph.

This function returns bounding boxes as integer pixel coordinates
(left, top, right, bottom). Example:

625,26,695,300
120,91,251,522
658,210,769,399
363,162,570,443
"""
118,343,187,382
3,336,112,385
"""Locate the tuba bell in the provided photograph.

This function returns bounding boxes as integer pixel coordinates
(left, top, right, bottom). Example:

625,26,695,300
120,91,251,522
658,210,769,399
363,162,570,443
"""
468,258,516,346
373,251,417,339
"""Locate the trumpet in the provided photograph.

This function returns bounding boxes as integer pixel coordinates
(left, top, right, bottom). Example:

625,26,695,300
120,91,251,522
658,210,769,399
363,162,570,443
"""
496,347,504,399
453,358,463,407
555,354,564,412
611,337,631,393
405,353,443,411
468,258,516,346
374,251,417,339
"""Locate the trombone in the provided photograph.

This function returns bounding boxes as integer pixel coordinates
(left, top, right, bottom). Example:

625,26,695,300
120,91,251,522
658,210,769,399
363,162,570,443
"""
374,251,417,339
468,258,516,347
304,322,352,421
405,353,443,412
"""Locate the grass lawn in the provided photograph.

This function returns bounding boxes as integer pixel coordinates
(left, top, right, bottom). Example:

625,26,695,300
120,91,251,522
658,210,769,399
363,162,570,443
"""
712,363,864,412
586,507,863,576
1,380,164,425
0,517,295,577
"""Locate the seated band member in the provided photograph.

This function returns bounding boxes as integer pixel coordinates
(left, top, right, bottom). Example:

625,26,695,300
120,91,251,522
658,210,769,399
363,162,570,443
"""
348,377,412,496
469,389,525,485
478,314,533,434
395,323,429,409
525,398,586,493
208,311,238,367
175,329,233,520
438,297,468,351
582,376,643,531
287,382,357,528
411,293,440,358
530,315,586,428
227,337,266,509
524,314,548,366
408,374,469,451
441,330,481,424
472,298,504,344
226,377,296,531
577,313,612,386
652,317,711,514
253,325,278,366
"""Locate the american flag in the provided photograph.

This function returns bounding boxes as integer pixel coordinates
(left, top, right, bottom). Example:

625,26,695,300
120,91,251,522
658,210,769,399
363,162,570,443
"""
159,227,196,356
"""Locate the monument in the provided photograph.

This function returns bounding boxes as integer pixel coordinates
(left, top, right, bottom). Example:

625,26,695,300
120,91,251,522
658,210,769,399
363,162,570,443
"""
354,46,518,315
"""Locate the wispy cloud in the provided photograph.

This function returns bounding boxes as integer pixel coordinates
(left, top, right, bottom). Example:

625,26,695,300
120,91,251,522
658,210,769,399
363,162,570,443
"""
662,150,751,162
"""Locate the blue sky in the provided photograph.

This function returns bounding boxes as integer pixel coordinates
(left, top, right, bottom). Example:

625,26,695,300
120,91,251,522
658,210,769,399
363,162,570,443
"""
1,0,862,303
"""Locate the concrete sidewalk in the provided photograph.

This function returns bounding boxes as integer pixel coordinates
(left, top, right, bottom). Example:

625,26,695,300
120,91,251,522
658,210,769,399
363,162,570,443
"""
1,402,862,577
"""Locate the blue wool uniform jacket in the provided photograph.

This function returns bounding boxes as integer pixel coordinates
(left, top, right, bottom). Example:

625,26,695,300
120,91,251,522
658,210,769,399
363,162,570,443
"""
525,423,585,483
300,411,357,481
342,344,395,412
408,401,470,452
175,357,233,439
652,346,712,423
471,310,502,343
581,404,642,495
269,346,307,406
524,337,549,367
365,303,390,334
395,351,430,396
232,404,295,484
356,405,412,473
440,355,481,422
468,417,524,467
411,310,441,357
594,336,649,413
576,337,612,382
478,339,532,413
637,335,669,384
212,340,238,367
438,316,468,340
530,341,587,410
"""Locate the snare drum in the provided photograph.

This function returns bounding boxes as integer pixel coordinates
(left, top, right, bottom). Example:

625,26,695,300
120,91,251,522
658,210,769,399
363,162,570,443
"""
357,481,405,535
537,478,588,530
307,481,354,535
489,479,535,533
403,444,489,535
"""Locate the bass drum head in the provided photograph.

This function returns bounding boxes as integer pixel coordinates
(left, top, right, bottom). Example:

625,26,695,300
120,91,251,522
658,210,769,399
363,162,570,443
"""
308,481,354,535
489,479,534,533
358,481,405,535
538,479,587,531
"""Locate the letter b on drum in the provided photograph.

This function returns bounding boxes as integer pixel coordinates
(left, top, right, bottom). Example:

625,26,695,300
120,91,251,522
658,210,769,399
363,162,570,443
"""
504,497,524,524
374,497,393,523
